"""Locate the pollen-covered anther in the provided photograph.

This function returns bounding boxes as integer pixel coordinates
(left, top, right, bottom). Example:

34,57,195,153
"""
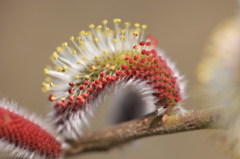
90,65,96,70
133,31,138,36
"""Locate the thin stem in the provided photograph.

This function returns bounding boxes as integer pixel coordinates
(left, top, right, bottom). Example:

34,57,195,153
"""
65,106,227,156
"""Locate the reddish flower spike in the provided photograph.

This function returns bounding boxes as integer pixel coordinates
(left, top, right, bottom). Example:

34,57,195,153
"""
0,101,62,159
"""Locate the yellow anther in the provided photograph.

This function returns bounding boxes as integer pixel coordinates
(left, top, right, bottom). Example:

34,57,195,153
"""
53,56,58,61
61,97,65,101
52,52,58,56
45,86,50,91
120,54,125,59
76,61,81,64
56,46,63,52
79,41,84,45
105,28,110,31
134,23,140,27
42,82,46,87
90,65,96,70
41,87,47,93
76,36,81,40
89,24,95,29
120,35,125,39
50,96,55,101
50,82,54,87
102,20,108,24
62,66,67,70
44,68,48,75
121,29,126,33
94,55,99,59
94,38,99,42
110,66,115,70
82,56,87,60
57,67,62,72
105,64,110,68
134,46,139,49
113,18,121,23
133,31,139,36
70,36,74,41
72,50,77,54
85,75,89,79
97,25,102,29
142,24,147,29
112,39,117,43
45,76,51,82
75,75,80,79
103,50,108,54
79,30,85,36
124,22,130,27
62,42,68,47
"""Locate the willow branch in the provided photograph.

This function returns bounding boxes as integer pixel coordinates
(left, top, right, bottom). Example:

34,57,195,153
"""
65,106,227,156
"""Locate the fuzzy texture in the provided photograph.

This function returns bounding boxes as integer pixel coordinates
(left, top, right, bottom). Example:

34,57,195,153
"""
0,99,63,159
42,19,187,140
197,15,240,158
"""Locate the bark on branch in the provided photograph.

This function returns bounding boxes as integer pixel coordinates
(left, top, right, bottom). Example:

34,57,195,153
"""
65,107,227,156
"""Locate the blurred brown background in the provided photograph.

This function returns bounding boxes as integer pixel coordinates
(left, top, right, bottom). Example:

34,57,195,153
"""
0,0,237,159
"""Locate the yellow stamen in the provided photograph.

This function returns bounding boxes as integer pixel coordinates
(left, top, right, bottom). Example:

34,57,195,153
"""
42,82,46,87
89,24,95,29
50,82,54,87
62,42,68,47
110,66,115,70
134,23,140,28
113,18,121,23
75,75,80,79
142,24,147,29
72,50,77,54
45,76,51,82
102,20,108,24
112,39,117,43
94,38,99,42
124,22,130,27
79,41,84,45
52,52,58,56
82,56,87,60
57,67,62,72
44,68,48,75
56,46,63,52
103,50,108,54
70,36,74,41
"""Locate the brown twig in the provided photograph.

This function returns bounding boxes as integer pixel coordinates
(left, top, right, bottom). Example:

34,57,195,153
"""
65,107,226,156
